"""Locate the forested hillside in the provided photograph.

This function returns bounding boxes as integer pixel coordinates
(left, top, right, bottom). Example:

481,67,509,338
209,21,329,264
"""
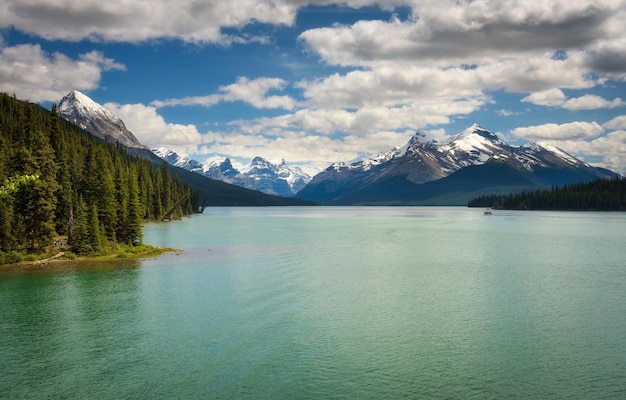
468,176,626,210
0,93,201,263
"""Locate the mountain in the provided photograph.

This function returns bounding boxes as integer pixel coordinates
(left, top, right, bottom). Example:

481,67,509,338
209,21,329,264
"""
240,157,311,197
57,91,315,206
59,90,148,149
153,147,204,172
152,149,312,197
297,124,617,205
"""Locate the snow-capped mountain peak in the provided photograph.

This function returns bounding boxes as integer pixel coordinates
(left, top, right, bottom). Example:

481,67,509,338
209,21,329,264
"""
59,90,120,124
450,124,505,149
58,90,147,149
152,149,311,197
297,122,617,205
152,147,203,171
517,142,583,169
436,124,510,167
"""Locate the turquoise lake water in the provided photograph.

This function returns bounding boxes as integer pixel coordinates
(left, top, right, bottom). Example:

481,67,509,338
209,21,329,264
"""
1,207,625,399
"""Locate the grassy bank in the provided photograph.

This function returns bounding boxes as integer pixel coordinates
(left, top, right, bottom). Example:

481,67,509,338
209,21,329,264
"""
0,241,178,268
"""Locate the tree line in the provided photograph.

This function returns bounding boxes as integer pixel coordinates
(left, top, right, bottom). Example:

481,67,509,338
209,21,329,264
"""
468,176,626,210
0,93,202,263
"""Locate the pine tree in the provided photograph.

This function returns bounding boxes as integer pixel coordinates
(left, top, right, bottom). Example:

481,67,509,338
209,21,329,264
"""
125,168,143,246
87,203,104,253
0,196,15,252
69,196,92,255
11,121,59,250
114,161,129,242
0,92,199,262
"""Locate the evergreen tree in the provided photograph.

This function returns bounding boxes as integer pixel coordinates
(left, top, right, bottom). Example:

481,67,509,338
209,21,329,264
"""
0,92,198,263
12,123,59,250
0,196,15,252
125,168,143,246
69,195,92,255
87,203,104,253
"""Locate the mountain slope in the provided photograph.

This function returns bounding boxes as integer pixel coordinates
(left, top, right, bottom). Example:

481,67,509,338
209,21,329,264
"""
58,91,316,206
297,124,617,205
59,90,147,149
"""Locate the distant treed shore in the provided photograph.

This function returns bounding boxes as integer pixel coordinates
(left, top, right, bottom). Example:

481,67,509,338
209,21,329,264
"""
468,176,626,211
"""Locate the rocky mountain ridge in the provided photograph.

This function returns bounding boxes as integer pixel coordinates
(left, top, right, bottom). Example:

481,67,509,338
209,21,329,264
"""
297,124,617,205
152,148,311,197
59,90,147,149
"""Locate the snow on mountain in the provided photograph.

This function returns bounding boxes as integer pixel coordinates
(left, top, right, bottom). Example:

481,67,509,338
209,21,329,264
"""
59,90,118,123
59,91,148,149
152,148,204,171
297,123,617,204
152,150,311,197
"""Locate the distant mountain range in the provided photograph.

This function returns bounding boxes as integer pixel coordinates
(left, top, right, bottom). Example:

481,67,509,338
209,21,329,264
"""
152,148,311,197
296,124,618,205
58,91,315,206
58,91,618,206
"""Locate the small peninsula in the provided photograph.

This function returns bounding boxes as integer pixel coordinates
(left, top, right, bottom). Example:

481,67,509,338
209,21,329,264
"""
0,93,200,266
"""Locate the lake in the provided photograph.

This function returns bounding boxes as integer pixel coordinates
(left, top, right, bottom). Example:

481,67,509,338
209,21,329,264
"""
1,207,625,399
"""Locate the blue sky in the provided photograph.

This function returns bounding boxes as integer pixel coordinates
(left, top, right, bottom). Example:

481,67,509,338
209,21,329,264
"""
1,0,626,175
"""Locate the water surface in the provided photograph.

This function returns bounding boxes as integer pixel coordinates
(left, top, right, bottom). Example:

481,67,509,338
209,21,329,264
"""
1,207,625,399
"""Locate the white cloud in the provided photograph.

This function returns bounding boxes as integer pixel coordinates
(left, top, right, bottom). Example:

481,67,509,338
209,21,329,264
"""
0,44,125,102
197,127,415,172
603,115,626,130
562,95,623,111
541,129,626,173
297,66,483,109
0,0,304,44
227,96,484,138
522,90,623,111
153,77,296,110
299,1,624,68
104,102,202,156
510,121,604,141
522,89,566,107
511,119,626,173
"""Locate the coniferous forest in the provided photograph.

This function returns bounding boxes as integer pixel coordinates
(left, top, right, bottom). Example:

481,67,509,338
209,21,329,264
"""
468,176,626,210
0,93,201,264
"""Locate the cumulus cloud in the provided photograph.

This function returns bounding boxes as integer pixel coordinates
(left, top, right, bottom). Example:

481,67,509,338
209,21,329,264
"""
0,0,303,44
510,121,604,141
522,89,623,111
104,102,202,156
521,88,567,107
0,44,125,102
197,127,416,171
295,0,625,114
510,119,626,173
228,96,483,138
153,77,296,110
562,95,623,111
586,39,626,76
299,0,623,68
296,66,483,109
603,115,626,130
541,129,626,173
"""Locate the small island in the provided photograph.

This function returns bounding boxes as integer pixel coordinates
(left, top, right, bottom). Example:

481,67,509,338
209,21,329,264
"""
468,176,626,211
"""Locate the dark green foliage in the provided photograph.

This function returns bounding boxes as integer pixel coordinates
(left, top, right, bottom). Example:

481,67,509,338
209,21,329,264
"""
468,176,626,210
0,93,201,261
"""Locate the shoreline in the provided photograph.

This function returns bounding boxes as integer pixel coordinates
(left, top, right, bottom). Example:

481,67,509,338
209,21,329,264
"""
0,245,181,273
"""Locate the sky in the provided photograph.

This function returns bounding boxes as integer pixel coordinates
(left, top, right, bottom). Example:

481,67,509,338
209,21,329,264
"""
1,0,626,175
